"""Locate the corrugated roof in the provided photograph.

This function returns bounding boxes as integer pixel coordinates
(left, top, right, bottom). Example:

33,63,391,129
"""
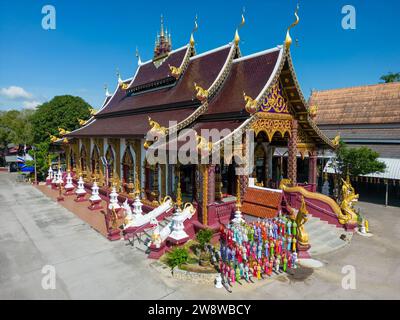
324,157,400,180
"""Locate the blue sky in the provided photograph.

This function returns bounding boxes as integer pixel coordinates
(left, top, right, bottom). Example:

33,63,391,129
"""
0,0,399,110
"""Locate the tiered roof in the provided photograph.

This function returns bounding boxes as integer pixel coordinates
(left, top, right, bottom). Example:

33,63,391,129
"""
68,16,334,150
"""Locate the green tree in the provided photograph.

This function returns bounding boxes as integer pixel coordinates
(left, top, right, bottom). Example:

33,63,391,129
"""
166,247,189,270
29,95,92,178
30,95,92,144
380,72,400,83
196,229,213,250
331,141,386,179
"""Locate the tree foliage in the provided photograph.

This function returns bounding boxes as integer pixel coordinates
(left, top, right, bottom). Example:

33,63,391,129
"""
196,229,213,250
166,247,189,270
30,95,92,144
333,141,386,177
0,109,34,148
380,72,400,83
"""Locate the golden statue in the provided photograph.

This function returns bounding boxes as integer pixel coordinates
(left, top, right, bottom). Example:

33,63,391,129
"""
49,134,59,143
332,135,341,147
168,64,182,79
243,92,258,114
308,105,318,118
194,82,209,102
339,178,359,224
78,118,88,126
58,127,70,136
144,117,167,149
89,107,97,116
295,196,309,246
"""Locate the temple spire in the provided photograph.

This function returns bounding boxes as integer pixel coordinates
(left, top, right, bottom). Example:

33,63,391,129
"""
154,14,172,59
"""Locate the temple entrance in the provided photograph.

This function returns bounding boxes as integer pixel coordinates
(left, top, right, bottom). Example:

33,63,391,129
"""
122,148,134,193
179,165,195,202
105,146,115,187
220,158,237,198
80,145,87,175
251,131,291,188
91,146,100,177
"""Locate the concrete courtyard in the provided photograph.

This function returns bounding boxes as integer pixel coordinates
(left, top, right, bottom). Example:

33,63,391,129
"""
0,172,399,299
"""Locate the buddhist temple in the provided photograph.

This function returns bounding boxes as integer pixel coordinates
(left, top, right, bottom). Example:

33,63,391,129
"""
55,11,359,253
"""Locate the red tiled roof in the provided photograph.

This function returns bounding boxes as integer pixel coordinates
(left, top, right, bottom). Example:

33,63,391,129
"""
241,187,282,218
98,45,231,116
312,82,400,125
206,48,281,115
130,46,188,88
68,108,195,137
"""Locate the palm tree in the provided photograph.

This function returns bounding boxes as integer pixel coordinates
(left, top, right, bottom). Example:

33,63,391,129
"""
380,72,400,83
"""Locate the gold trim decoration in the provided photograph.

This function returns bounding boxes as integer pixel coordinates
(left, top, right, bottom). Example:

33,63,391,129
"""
279,179,352,225
194,82,209,102
332,135,341,147
308,105,318,118
251,117,292,141
243,92,257,114
284,3,300,50
168,64,182,79
259,83,289,114
58,127,70,136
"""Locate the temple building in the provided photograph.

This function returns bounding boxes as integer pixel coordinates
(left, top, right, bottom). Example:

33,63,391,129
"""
311,83,400,206
62,13,344,229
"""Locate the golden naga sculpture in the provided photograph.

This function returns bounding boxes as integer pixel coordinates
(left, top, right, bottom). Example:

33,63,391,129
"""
284,3,300,50
144,117,167,149
58,127,70,136
295,196,309,246
168,64,182,79
243,92,258,114
194,82,209,102
308,105,318,118
339,178,359,224
49,134,59,143
89,107,97,116
332,134,341,147
78,118,88,126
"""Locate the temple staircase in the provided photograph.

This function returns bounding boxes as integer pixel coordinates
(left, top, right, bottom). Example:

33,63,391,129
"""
306,215,352,256
129,215,173,253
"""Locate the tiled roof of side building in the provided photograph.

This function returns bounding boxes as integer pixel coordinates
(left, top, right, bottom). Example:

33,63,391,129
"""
205,47,281,115
97,45,232,116
311,82,400,125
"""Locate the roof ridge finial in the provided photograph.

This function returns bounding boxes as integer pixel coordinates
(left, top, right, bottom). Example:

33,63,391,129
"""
234,8,245,45
160,14,164,37
104,84,111,97
135,47,142,66
190,14,198,47
116,68,122,83
285,3,300,50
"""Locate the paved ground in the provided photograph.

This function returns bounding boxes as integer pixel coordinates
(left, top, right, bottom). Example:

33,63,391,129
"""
1,172,399,299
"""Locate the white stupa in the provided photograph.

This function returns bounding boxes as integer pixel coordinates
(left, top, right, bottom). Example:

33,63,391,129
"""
89,181,101,202
108,186,121,210
64,171,74,190
75,176,86,196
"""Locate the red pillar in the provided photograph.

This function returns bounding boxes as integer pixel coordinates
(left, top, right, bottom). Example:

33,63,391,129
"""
207,164,216,205
288,120,298,185
308,152,318,192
